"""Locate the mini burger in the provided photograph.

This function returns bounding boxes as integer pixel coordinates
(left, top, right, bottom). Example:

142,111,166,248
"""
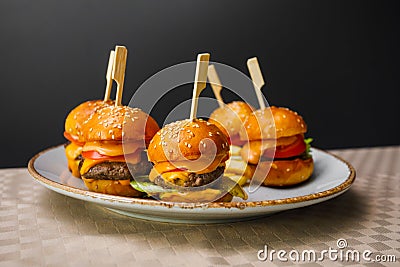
79,105,159,197
64,100,113,177
240,106,313,187
145,119,247,202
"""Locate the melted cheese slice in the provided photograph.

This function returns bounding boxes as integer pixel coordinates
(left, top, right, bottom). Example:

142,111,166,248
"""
148,163,226,186
83,141,143,156
148,167,189,185
65,143,83,160
80,150,142,175
65,143,83,177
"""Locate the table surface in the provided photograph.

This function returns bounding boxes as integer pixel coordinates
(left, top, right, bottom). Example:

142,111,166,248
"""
1,146,399,266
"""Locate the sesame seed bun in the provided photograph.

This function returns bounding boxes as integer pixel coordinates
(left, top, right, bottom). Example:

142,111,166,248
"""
240,106,307,141
209,101,254,140
147,119,230,165
64,100,114,142
248,157,314,187
82,105,159,143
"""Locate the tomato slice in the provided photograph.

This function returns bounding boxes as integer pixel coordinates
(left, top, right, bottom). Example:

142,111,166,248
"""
263,135,306,159
82,150,119,160
64,132,85,146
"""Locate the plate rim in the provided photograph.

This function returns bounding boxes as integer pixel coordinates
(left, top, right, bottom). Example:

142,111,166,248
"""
28,144,356,209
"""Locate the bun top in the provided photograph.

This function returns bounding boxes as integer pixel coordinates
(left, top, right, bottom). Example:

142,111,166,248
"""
240,106,307,141
65,100,113,142
209,101,254,138
82,105,159,143
147,119,230,164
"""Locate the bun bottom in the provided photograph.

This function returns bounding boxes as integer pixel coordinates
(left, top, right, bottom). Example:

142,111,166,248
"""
248,157,314,187
82,178,143,197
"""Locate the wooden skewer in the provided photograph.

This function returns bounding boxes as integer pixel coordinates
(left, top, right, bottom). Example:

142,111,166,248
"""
247,57,266,110
103,50,115,101
189,53,210,120
207,65,224,108
112,46,128,106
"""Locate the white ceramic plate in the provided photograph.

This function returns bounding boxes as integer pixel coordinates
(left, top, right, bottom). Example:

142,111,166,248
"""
28,145,355,224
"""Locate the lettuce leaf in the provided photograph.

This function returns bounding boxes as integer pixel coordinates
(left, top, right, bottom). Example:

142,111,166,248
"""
304,138,313,158
130,179,178,194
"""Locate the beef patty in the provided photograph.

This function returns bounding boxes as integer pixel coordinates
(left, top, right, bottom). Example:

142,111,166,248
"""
81,159,152,180
154,166,225,188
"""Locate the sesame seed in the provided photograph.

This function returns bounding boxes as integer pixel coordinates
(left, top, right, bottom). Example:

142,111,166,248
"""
112,134,115,140
153,144,157,149
282,114,286,119
216,131,221,135
187,144,192,148
301,124,304,128
208,132,213,136
89,128,93,132
286,168,291,172
97,132,101,137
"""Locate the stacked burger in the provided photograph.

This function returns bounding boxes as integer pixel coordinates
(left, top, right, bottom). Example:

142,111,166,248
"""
143,118,247,202
64,103,159,197
240,106,313,187
79,105,159,196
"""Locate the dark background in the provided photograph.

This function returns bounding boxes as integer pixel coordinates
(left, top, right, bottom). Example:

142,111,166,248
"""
0,0,399,168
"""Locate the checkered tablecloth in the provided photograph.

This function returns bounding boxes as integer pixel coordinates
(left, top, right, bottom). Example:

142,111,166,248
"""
1,146,399,266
